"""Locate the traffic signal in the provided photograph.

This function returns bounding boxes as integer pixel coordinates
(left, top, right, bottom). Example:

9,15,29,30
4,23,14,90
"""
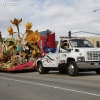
68,31,71,37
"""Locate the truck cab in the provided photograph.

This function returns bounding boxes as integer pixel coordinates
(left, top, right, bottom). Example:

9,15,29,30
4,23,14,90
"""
36,37,100,76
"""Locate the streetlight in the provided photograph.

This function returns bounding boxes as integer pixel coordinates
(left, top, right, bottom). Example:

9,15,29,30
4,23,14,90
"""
68,31,100,37
93,9,100,12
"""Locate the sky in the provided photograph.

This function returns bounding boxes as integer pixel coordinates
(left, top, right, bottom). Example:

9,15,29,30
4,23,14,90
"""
0,0,100,40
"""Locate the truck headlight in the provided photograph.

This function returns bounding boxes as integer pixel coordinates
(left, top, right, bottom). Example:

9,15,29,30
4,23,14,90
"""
77,57,85,62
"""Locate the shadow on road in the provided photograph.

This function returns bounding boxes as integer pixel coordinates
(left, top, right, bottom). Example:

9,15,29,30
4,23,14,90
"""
0,70,37,74
0,70,99,77
47,71,98,77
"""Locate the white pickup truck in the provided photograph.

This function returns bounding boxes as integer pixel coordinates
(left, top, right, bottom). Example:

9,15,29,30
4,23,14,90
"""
36,36,100,76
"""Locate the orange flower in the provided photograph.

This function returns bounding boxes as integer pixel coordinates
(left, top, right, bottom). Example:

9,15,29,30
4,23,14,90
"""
10,18,22,25
30,36,35,42
25,29,40,43
31,37,35,41
7,26,13,35
25,22,32,30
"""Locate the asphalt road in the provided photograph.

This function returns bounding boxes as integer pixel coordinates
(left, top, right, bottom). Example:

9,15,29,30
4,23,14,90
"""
0,71,100,100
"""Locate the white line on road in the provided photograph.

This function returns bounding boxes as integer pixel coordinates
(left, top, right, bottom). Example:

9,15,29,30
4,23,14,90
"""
0,76,100,97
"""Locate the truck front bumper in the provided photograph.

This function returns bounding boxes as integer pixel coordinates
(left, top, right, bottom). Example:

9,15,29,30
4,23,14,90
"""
76,62,100,69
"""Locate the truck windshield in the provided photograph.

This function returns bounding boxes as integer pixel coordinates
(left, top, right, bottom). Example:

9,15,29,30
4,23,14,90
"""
70,39,94,48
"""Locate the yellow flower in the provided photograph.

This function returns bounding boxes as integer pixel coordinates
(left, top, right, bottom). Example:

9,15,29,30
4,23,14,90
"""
25,22,32,30
7,45,13,50
25,30,34,42
34,30,40,42
10,18,22,25
25,29,40,43
32,50,36,56
7,26,13,35
37,48,40,53
30,36,36,42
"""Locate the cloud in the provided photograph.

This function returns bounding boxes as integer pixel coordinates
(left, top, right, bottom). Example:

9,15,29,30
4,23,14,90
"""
0,0,100,40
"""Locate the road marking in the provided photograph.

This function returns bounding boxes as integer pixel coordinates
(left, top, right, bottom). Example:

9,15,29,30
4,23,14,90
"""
0,76,100,97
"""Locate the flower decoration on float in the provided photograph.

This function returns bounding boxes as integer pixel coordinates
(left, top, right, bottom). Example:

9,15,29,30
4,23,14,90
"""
25,22,32,32
30,36,35,42
10,18,22,25
34,30,40,42
25,29,40,43
10,18,22,38
7,19,41,58
29,36,36,44
25,30,34,43
7,26,13,36
25,28,41,58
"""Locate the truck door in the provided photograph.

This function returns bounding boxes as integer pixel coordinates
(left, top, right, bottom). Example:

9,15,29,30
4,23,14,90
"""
59,40,70,64
59,48,68,64
43,53,59,67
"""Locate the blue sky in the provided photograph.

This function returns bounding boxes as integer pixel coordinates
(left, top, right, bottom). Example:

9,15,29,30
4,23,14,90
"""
0,0,100,40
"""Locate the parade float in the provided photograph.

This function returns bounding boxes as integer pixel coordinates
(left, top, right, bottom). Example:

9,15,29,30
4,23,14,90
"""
0,18,44,72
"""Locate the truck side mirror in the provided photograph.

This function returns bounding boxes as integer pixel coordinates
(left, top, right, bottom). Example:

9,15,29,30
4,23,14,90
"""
67,48,72,52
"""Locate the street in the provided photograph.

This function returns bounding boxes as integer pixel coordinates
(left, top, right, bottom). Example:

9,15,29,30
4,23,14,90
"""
0,71,100,100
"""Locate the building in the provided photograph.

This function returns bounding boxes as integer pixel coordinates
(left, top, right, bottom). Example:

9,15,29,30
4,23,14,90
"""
85,37,100,47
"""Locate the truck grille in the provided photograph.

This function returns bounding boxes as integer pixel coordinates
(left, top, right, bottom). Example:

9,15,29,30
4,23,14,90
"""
87,51,100,60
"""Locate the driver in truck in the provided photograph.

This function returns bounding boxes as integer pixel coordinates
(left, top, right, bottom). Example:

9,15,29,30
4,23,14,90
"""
63,42,69,49
60,40,69,49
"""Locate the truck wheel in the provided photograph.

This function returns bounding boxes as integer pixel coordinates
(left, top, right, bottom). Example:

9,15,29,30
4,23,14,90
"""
67,61,79,76
95,69,100,74
37,62,46,74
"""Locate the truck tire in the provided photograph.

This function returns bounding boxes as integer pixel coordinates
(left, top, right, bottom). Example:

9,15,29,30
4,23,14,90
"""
37,62,46,74
67,61,79,76
95,69,100,74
